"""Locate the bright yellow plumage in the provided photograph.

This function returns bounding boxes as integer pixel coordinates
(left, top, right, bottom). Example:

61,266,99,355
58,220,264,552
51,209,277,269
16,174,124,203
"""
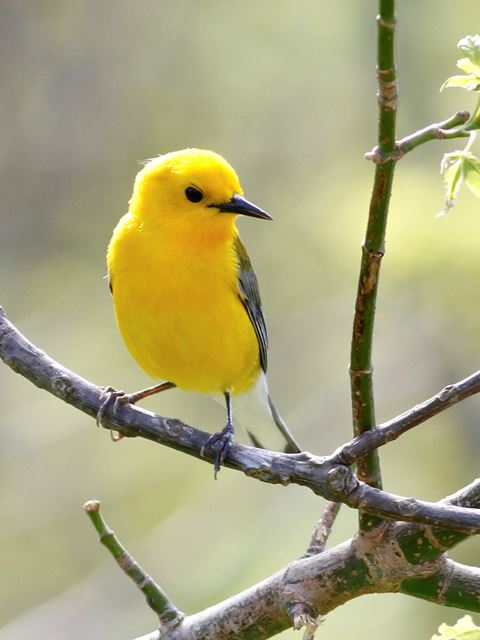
108,149,260,394
104,148,300,475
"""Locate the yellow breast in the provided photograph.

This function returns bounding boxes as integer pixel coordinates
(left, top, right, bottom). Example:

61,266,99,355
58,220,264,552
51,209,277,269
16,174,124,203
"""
108,213,260,395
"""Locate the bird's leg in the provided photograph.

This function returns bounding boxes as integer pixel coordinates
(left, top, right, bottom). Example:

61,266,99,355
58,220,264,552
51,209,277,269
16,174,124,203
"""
96,381,176,427
200,391,235,479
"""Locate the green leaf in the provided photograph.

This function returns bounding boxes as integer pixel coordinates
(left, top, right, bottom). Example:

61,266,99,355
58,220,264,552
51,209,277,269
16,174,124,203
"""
438,152,466,216
441,74,480,92
431,614,480,640
458,35,480,71
441,37,480,93
463,154,480,197
457,57,480,76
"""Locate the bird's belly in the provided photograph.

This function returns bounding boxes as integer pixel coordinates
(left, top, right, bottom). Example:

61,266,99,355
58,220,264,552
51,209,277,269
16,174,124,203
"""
113,271,260,394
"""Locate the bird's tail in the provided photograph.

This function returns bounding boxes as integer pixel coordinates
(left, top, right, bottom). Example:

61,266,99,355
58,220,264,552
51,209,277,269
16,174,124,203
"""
233,372,301,453
266,395,301,453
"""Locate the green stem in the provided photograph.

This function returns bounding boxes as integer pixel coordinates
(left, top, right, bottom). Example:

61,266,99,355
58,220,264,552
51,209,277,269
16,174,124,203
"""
393,111,470,157
463,129,478,152
350,0,397,531
465,92,480,130
84,500,183,627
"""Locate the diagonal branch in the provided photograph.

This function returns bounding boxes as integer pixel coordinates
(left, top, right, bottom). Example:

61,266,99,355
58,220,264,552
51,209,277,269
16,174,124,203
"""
134,540,373,640
2,308,480,533
132,557,480,640
127,536,445,640
131,484,480,640
394,479,480,574
303,501,342,558
333,369,480,465
401,559,480,613
84,500,183,628
365,111,471,163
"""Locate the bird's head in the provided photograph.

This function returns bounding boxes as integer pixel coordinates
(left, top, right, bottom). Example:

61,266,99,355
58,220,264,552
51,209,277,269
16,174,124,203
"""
128,148,271,237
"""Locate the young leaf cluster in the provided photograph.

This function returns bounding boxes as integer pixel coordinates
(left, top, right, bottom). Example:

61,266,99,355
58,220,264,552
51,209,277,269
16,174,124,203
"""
431,615,480,640
439,36,480,214
441,35,480,92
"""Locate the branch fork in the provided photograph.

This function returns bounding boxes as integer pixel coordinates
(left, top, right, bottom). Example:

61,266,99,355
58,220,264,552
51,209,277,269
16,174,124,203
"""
2,307,480,534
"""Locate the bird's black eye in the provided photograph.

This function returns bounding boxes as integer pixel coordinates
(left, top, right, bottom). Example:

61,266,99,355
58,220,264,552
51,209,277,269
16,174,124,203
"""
185,186,203,203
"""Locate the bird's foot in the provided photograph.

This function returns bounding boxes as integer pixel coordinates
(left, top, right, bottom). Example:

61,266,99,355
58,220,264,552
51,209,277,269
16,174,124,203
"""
96,386,138,439
200,422,235,479
97,386,125,427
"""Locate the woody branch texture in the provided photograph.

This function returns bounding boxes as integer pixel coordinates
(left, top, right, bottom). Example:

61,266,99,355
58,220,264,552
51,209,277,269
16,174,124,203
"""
2,305,480,639
1,307,480,533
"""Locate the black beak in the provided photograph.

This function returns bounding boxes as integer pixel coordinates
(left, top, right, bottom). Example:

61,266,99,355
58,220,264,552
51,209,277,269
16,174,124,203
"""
209,194,273,220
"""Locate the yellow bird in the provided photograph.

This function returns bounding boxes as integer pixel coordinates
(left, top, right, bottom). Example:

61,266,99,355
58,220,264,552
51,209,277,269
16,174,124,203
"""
99,148,300,475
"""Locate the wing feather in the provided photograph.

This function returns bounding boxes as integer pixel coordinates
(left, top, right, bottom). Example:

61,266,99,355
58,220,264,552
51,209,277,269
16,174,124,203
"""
233,235,268,372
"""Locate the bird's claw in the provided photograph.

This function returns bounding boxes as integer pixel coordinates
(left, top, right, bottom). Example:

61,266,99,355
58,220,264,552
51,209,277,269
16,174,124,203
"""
96,387,137,441
97,386,124,427
200,423,234,479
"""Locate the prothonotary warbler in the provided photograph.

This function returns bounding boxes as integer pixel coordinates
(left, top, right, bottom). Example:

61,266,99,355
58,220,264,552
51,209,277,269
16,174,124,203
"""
98,148,301,476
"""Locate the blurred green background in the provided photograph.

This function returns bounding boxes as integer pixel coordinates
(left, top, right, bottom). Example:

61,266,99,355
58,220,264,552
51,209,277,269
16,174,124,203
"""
1,2,480,638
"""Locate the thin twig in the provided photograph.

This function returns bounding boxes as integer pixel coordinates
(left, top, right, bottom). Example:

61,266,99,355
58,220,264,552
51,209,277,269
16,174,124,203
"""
84,500,184,628
334,369,480,465
303,501,342,557
365,111,471,163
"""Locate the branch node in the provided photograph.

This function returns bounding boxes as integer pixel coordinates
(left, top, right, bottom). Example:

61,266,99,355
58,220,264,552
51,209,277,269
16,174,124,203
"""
300,614,325,640
349,366,374,378
365,145,402,164
362,244,385,261
53,375,74,398
436,559,456,605
377,77,398,111
438,384,459,402
286,601,324,639
377,15,396,30
327,466,359,497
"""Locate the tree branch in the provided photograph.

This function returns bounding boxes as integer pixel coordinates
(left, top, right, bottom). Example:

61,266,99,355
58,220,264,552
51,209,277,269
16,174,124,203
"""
333,369,480,465
127,535,444,640
303,501,342,557
128,540,364,640
119,485,480,640
2,308,480,534
401,560,480,613
365,111,471,163
392,479,480,573
75,478,476,640
349,0,398,530
84,500,183,628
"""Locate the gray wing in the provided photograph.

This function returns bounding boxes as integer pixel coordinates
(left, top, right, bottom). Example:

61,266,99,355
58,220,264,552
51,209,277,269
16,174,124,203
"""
233,235,268,372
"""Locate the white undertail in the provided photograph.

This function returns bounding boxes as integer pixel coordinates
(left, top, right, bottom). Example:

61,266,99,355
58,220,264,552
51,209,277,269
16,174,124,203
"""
232,372,301,453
